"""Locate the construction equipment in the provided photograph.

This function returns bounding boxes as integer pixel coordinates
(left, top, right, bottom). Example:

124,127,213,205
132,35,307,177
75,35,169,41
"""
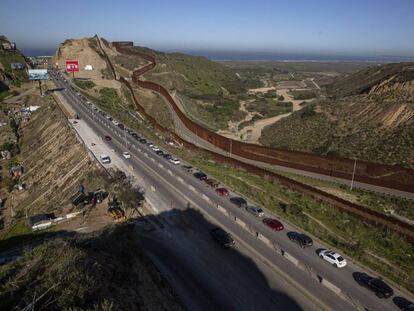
107,198,126,222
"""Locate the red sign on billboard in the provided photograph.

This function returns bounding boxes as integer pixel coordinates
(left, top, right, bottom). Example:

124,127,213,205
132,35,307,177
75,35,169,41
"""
66,60,79,72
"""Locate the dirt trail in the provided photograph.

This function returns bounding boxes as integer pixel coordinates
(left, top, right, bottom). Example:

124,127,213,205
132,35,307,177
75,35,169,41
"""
218,86,312,143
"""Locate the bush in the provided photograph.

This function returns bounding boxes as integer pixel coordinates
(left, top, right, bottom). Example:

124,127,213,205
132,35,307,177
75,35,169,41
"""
73,79,96,90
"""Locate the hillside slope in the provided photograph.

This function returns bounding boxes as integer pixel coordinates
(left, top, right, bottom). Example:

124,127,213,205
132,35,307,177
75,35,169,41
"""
113,45,258,130
261,62,414,167
0,224,184,311
0,87,184,310
0,35,28,96
328,62,414,97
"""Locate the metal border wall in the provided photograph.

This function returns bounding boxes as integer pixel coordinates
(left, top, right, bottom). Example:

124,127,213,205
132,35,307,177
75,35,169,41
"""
105,42,414,243
114,45,414,194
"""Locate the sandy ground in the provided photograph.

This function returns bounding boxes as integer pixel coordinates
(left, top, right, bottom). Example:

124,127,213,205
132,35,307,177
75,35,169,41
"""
54,37,122,91
218,85,314,143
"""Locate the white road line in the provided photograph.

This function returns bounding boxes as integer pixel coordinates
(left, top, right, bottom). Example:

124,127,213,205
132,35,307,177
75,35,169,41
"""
202,194,211,203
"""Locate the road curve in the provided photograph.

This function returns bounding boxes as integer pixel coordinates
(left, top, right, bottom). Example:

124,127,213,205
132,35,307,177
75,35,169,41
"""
50,69,414,311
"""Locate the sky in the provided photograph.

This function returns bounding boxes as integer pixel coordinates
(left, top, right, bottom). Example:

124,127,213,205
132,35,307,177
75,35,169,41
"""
1,0,414,59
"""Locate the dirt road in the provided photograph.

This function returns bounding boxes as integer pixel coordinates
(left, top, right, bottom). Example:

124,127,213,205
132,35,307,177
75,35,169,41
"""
218,86,312,143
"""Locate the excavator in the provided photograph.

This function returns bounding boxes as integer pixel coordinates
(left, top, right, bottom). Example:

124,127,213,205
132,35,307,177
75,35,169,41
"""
107,197,126,222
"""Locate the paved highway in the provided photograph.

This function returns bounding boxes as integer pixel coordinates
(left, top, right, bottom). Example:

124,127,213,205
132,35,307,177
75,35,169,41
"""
51,70,413,311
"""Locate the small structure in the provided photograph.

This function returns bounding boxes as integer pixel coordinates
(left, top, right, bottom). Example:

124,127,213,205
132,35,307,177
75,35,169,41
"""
29,213,55,231
1,150,11,160
1,42,11,50
10,165,23,179
112,41,133,47
84,65,93,70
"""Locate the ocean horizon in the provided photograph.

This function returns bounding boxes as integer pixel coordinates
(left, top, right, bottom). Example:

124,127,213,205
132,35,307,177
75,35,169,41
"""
20,47,414,63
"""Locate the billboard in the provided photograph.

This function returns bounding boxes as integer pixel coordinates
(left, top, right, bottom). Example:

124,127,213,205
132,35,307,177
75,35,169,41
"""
11,63,25,70
66,60,79,72
28,69,49,80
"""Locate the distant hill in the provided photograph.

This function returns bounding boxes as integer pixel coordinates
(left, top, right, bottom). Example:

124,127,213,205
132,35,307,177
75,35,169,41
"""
261,62,414,167
327,62,414,97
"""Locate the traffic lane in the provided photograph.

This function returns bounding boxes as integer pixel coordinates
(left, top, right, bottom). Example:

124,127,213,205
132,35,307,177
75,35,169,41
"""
56,79,343,310
57,79,320,310
54,73,394,311
69,101,181,216
54,74,356,310
159,156,406,310
137,216,308,311
192,181,406,311
72,119,175,216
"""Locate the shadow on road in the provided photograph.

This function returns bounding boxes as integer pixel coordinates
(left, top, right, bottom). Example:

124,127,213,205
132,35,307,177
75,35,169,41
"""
393,296,414,310
0,207,305,310
134,206,305,311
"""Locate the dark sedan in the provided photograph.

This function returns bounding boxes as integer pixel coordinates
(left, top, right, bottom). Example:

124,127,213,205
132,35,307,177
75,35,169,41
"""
210,227,235,248
229,197,247,208
193,171,207,180
354,272,393,298
287,232,313,248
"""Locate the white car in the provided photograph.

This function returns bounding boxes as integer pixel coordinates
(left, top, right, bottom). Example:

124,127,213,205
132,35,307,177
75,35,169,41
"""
122,151,131,159
170,157,180,165
151,145,160,152
246,206,264,217
319,250,347,268
112,120,119,126
100,154,111,164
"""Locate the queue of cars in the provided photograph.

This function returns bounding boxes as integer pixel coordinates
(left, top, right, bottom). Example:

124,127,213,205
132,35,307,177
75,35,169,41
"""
60,71,398,302
188,167,399,301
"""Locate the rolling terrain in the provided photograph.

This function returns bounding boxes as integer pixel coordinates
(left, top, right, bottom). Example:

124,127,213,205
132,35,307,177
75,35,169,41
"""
261,63,414,167
0,35,28,98
0,83,185,310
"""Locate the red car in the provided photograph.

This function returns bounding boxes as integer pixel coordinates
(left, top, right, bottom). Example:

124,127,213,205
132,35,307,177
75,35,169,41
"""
104,135,112,141
215,187,229,196
263,218,284,231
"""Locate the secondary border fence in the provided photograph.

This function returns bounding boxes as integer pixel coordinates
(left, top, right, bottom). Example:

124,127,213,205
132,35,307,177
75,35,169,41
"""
92,40,414,243
214,201,367,310
115,44,414,194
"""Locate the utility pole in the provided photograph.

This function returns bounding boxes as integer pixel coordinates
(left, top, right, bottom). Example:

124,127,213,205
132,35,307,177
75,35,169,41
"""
38,80,42,96
350,158,357,190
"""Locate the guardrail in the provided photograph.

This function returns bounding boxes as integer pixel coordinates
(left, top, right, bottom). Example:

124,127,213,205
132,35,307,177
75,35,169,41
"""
213,204,366,310
113,43,414,195
94,38,414,243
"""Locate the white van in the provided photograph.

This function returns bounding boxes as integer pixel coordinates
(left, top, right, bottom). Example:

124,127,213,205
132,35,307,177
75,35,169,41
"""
100,154,111,164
